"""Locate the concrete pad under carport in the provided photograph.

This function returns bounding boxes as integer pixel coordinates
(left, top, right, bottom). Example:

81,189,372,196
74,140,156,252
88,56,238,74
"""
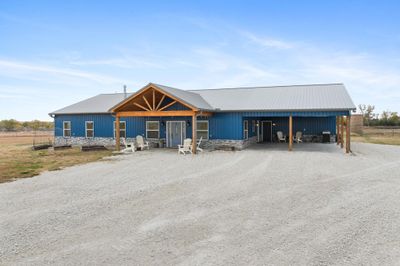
248,142,347,154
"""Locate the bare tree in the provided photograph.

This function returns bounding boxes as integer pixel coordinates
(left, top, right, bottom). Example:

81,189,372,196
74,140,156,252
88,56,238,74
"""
365,105,375,126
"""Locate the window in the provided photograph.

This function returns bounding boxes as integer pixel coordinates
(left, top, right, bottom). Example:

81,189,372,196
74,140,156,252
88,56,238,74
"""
114,121,126,138
146,121,159,139
244,120,249,139
196,120,209,140
85,121,94,138
63,121,71,137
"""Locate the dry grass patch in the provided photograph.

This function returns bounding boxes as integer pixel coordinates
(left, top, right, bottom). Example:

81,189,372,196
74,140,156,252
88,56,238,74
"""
0,134,112,183
352,134,400,146
352,127,400,146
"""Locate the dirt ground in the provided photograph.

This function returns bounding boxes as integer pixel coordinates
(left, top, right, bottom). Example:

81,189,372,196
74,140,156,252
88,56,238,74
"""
0,132,112,182
1,142,400,265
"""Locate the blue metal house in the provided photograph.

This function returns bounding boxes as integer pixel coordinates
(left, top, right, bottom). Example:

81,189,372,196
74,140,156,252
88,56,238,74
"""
49,83,356,152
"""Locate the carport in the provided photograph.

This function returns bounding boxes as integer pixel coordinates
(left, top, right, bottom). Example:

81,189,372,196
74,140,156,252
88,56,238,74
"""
243,111,352,153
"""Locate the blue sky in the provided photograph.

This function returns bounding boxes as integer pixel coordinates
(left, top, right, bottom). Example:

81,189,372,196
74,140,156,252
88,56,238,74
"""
1,0,399,120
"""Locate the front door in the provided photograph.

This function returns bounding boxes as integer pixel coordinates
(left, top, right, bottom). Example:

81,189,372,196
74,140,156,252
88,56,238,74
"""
261,121,272,142
166,121,186,148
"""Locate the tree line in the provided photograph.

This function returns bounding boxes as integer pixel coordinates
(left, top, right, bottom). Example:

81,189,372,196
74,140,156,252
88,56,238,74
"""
358,104,400,127
0,119,54,131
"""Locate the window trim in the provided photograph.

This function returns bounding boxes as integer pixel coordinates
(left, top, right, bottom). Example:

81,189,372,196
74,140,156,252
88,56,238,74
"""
196,120,209,140
85,121,94,138
113,121,126,139
244,120,249,140
63,121,71,137
146,121,160,139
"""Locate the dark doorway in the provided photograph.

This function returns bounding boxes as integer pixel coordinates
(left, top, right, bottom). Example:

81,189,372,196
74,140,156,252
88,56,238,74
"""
261,121,272,142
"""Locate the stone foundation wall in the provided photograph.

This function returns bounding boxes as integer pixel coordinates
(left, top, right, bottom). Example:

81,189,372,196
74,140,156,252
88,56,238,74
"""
54,137,137,147
55,134,336,150
55,137,174,148
201,136,257,151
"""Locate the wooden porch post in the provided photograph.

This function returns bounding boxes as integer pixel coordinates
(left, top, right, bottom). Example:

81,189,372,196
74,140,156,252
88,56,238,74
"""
115,115,120,151
346,115,351,153
336,116,340,145
192,112,197,154
289,115,293,151
340,116,344,149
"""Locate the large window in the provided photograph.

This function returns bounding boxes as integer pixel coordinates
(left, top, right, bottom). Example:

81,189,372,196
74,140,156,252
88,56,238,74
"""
196,120,209,140
243,120,249,139
85,121,94,138
146,121,159,139
63,121,71,137
114,121,126,138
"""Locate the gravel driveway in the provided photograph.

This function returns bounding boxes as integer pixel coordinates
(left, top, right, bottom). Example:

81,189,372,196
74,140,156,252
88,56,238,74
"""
1,143,400,265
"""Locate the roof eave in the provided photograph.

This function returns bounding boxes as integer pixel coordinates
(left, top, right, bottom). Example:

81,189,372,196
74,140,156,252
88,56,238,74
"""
212,108,356,113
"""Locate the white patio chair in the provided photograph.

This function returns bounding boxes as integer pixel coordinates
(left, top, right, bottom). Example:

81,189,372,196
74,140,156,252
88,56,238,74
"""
136,135,150,150
190,136,203,153
121,137,136,152
178,138,192,155
277,131,286,143
295,131,303,143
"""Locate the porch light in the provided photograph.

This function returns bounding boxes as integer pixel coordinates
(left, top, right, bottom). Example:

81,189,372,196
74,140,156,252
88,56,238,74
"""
186,120,191,127
272,123,276,126
161,121,165,127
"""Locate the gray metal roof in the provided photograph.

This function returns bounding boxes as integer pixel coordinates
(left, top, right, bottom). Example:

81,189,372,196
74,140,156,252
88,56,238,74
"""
152,83,214,110
50,83,355,115
50,93,133,115
189,83,356,111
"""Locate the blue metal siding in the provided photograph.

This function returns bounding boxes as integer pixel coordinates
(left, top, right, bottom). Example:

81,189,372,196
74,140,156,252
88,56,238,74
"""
208,113,243,140
55,111,343,140
257,117,336,136
237,110,349,117
55,114,116,137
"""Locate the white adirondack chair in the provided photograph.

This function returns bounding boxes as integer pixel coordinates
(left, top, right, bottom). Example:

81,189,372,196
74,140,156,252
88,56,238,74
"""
277,131,286,143
121,138,135,152
136,135,149,150
295,131,303,143
178,138,192,155
190,136,203,153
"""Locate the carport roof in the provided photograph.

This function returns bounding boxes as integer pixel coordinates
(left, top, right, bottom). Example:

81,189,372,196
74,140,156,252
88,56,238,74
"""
50,83,356,115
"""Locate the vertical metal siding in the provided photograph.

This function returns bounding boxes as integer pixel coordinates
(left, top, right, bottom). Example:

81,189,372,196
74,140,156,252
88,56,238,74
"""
257,116,336,136
55,114,116,137
55,111,342,140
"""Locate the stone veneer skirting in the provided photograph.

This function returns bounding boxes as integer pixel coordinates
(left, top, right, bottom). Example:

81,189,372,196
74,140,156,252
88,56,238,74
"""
54,136,257,150
55,134,336,150
201,136,257,151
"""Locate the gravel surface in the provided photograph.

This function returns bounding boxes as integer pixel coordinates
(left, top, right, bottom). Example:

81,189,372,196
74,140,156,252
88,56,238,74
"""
1,143,400,265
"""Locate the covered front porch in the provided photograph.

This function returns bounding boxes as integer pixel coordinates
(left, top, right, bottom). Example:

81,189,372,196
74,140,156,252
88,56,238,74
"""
111,83,211,154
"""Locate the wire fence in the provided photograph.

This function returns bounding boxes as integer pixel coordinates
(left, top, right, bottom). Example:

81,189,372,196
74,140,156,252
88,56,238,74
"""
0,130,54,146
362,126,400,137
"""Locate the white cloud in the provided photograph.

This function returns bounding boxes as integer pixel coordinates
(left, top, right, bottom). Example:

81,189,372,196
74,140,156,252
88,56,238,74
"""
0,59,124,84
69,57,164,69
240,31,294,49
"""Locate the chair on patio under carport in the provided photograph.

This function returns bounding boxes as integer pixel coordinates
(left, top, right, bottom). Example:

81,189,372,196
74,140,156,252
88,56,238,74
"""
295,131,303,143
277,131,286,143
